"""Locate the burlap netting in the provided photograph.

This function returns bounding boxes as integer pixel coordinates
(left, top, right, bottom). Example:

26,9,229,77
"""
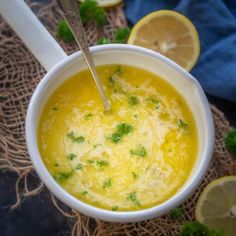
0,1,236,235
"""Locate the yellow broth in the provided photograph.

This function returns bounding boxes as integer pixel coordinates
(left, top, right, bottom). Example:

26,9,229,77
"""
38,65,198,211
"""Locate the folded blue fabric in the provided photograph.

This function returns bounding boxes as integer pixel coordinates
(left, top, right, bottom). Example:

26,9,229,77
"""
124,0,236,102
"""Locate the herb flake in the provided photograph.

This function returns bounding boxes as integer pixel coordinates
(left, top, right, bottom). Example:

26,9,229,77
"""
96,160,109,168
67,153,77,161
108,65,123,84
84,113,93,120
67,131,85,143
178,119,188,129
112,206,118,211
75,163,83,170
129,96,139,106
132,172,139,180
87,159,95,164
110,123,133,143
130,145,147,157
146,96,159,105
54,171,74,183
103,178,112,189
81,191,88,196
127,192,141,206
54,162,59,167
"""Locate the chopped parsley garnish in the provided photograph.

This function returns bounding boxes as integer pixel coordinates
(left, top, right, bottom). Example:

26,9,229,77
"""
115,65,123,75
81,191,88,196
117,122,133,135
114,27,131,43
110,132,122,143
79,0,106,27
97,37,111,45
54,171,74,183
67,131,85,143
109,75,115,84
96,160,109,167
84,113,93,120
103,178,112,188
146,96,159,105
132,172,139,180
67,153,77,161
130,145,147,157
112,206,118,211
169,207,184,219
87,159,95,164
110,123,133,143
108,65,123,84
52,107,59,111
75,163,83,170
178,119,188,129
127,192,141,206
129,96,139,106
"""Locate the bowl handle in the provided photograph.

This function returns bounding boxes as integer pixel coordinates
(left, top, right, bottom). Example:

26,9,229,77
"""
0,0,67,71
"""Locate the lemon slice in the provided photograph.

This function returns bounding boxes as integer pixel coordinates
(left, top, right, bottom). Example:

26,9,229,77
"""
128,10,200,71
195,176,236,236
79,0,122,8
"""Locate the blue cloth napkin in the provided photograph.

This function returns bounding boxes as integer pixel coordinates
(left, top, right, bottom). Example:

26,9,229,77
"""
124,0,236,103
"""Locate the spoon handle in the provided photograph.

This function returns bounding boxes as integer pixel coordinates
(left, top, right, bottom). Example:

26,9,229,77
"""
56,0,110,111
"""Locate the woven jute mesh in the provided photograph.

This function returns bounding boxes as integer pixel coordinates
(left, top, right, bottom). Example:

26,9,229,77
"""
0,1,235,235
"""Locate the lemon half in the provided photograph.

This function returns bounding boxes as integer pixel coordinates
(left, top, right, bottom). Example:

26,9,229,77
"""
195,176,236,236
128,10,200,71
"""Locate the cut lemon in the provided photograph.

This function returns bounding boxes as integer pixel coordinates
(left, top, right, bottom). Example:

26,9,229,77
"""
79,0,122,8
128,10,200,71
195,176,236,236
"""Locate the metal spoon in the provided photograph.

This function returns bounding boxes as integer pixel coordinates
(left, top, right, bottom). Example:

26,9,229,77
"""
56,0,110,111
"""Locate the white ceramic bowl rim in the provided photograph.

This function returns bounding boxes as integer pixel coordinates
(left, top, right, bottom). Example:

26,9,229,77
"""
26,44,215,222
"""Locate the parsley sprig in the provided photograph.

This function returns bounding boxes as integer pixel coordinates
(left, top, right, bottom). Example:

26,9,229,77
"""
224,129,236,155
180,221,225,236
57,0,106,43
129,96,139,106
79,0,106,27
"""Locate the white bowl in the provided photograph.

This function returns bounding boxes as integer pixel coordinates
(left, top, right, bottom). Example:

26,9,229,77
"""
26,44,214,222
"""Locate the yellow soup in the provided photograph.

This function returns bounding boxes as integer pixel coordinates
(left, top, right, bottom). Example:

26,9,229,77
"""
38,65,198,211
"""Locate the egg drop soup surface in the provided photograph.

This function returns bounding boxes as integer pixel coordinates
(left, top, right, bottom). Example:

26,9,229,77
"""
38,65,198,211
